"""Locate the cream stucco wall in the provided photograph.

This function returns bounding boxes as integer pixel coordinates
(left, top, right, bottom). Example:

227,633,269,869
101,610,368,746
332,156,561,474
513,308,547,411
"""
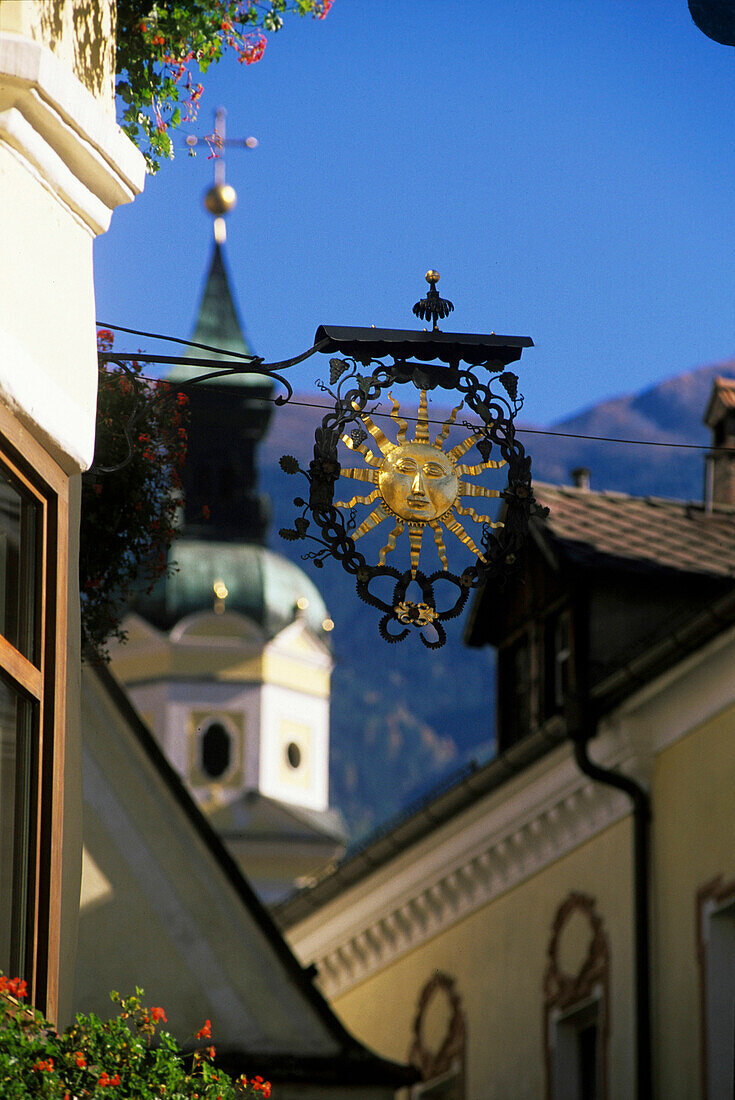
331,817,634,1100
0,0,115,110
652,699,735,1098
0,146,98,470
0,25,143,472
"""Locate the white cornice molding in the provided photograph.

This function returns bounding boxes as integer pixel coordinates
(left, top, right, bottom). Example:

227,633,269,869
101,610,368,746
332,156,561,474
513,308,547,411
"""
288,737,637,999
0,325,95,473
288,630,735,1000
0,33,145,235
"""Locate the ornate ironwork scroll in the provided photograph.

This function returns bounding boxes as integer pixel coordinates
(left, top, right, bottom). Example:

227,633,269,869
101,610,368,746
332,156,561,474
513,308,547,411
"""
279,335,544,649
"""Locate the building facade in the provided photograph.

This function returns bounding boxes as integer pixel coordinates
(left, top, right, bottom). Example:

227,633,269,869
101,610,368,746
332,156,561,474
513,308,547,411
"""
0,0,144,1022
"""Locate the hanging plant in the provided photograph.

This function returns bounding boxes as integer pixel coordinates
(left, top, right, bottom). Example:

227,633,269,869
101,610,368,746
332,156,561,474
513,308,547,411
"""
80,330,188,660
115,0,334,171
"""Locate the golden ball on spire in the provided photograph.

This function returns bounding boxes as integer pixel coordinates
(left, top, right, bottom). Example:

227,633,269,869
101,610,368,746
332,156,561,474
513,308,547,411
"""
204,183,237,216
425,270,440,284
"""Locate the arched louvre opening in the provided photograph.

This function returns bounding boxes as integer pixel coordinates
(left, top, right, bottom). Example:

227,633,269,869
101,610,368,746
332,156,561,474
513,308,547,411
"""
200,721,231,779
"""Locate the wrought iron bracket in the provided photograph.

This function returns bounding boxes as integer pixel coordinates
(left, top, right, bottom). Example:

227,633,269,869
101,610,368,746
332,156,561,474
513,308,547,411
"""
92,338,328,475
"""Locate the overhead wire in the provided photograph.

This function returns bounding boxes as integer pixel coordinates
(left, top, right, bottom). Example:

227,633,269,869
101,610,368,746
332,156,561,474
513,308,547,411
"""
95,321,735,456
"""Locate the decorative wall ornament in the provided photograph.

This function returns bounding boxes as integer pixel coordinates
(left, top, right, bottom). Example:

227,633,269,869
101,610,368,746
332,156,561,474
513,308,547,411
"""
544,892,608,1010
543,892,610,1100
409,971,466,1085
279,273,540,648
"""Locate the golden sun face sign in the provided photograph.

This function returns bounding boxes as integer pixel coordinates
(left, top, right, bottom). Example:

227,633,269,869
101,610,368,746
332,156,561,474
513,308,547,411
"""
278,296,536,648
334,390,505,578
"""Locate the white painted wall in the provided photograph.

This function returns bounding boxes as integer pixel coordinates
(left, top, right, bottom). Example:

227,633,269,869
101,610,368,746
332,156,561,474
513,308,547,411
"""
260,683,330,811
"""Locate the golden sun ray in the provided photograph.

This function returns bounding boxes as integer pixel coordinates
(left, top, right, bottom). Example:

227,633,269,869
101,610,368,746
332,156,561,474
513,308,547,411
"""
334,489,380,508
429,521,449,570
457,481,501,499
443,511,487,562
408,524,424,577
352,503,391,541
456,458,506,475
389,393,409,445
379,520,405,564
414,389,430,443
340,467,379,483
447,432,485,461
335,388,508,577
455,502,504,528
340,435,383,467
356,410,395,456
433,402,463,449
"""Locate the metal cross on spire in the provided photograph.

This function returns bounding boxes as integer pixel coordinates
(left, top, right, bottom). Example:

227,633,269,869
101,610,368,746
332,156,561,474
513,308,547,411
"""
187,107,258,244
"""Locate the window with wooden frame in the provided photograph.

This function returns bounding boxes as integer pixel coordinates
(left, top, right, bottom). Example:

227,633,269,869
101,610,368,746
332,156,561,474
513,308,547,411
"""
697,875,735,1099
543,608,572,721
544,893,609,1100
0,405,68,1021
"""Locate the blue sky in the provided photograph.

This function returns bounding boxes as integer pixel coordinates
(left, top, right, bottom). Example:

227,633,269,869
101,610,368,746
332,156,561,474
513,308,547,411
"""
94,0,735,425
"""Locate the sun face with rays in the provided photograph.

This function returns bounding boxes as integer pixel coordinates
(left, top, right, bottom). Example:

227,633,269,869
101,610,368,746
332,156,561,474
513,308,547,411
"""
335,390,506,577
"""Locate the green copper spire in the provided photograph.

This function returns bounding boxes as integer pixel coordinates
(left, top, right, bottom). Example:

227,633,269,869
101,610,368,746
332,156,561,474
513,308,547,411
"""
170,124,274,543
189,241,254,360
167,241,271,388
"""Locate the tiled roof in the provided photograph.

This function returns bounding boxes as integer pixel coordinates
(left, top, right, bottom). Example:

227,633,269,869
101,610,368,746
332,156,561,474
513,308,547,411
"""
534,483,735,578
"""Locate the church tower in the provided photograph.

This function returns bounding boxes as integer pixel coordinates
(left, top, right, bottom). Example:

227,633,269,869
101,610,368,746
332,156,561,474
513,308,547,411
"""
110,124,344,903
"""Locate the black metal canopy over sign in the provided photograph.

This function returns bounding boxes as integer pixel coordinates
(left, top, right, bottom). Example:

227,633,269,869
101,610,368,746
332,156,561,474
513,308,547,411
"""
312,326,533,368
278,274,542,649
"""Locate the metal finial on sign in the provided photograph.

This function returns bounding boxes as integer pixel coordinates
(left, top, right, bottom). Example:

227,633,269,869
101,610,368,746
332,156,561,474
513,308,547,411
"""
412,270,455,332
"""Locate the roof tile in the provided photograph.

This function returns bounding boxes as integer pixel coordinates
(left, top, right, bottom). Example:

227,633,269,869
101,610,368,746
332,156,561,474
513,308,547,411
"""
534,483,735,577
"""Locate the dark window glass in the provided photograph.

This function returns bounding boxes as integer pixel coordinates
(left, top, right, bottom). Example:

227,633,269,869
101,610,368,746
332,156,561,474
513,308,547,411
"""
544,612,571,719
553,1001,600,1100
0,469,39,664
0,677,35,978
577,1023,598,1100
200,722,231,778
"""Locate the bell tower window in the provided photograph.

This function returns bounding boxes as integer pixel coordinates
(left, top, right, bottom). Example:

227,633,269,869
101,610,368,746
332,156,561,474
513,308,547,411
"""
200,721,231,779
286,742,302,769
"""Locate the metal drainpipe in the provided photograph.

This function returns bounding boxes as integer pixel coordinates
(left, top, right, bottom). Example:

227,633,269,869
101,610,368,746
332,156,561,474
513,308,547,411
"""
572,733,652,1100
